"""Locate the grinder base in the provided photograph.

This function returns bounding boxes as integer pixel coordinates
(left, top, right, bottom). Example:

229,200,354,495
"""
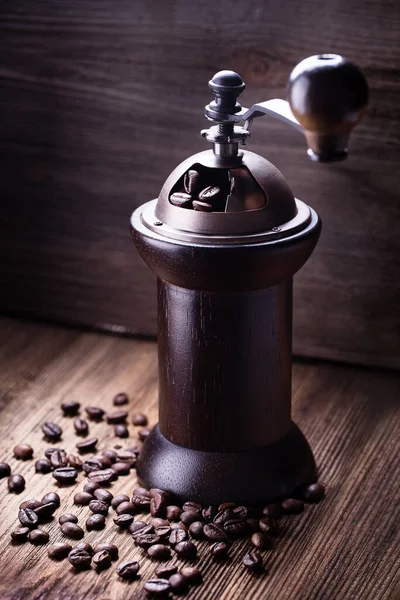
136,424,317,506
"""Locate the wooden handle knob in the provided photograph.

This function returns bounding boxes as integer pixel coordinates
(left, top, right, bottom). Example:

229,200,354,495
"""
288,54,369,162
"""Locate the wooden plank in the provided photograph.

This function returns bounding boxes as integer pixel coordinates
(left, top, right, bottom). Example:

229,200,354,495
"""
0,316,399,599
0,1,399,369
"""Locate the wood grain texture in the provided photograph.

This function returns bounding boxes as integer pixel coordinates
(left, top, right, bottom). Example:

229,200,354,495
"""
0,316,399,600
0,1,399,370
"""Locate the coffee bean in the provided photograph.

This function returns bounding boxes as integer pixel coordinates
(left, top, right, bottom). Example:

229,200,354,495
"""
52,466,78,484
180,566,202,585
199,185,222,203
35,458,52,473
94,488,113,504
138,427,151,441
93,543,118,561
87,513,106,531
189,521,204,538
20,499,41,510
281,498,304,514
89,499,109,516
114,424,129,438
184,169,201,196
170,522,188,531
166,505,182,521
251,532,270,550
68,548,92,569
48,542,73,560
135,534,161,549
132,494,151,509
28,529,49,545
60,522,84,539
233,506,248,519
224,518,248,537
76,437,98,453
218,502,237,511
73,418,89,436
151,518,169,529
92,550,112,570
11,527,30,542
202,505,217,522
193,199,213,211
112,462,130,476
147,544,171,561
7,474,25,493
42,422,62,441
302,482,326,502
67,454,83,470
130,521,151,537
116,501,136,516
50,449,68,469
156,565,178,579
61,401,80,416
154,526,171,540
263,503,283,519
134,486,150,496
175,540,197,560
203,523,228,542
170,191,192,208
88,468,116,484
116,560,140,580
150,487,172,500
132,413,148,426
59,513,78,525
114,514,134,529
41,492,60,507
106,410,128,424
181,511,200,526
182,501,202,514
214,508,234,525
112,494,130,508
102,449,117,463
82,458,103,474
85,406,104,421
34,502,57,522
211,541,230,559
169,572,189,593
14,444,34,460
75,541,93,555
18,508,39,528
113,392,129,406
73,492,92,506
242,550,263,571
169,528,188,545
144,578,171,597
44,447,59,459
259,517,273,533
0,462,11,478
150,493,166,518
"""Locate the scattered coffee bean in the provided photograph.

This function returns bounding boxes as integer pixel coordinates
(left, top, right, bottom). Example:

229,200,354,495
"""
184,169,201,196
106,410,128,424
259,517,273,533
224,519,249,537
20,499,41,510
169,573,189,593
28,529,49,545
76,437,98,453
246,517,260,533
263,503,283,519
35,458,52,473
189,521,204,538
170,191,192,208
116,501,136,516
147,544,171,561
144,578,171,597
113,392,129,406
48,542,73,560
52,466,78,484
202,505,217,522
88,468,116,484
7,474,25,493
67,454,83,470
175,540,197,560
11,527,30,542
68,548,92,569
85,406,105,421
88,499,108,516
59,513,78,525
132,413,148,426
134,486,150,496
169,528,188,545
116,560,140,580
242,549,263,571
114,424,129,438
50,449,68,469
302,482,326,502
166,505,182,521
61,401,80,416
42,422,62,441
170,522,188,531
114,514,134,529
0,462,11,478
182,501,202,514
83,481,99,494
181,511,200,526
112,494,130,509
73,418,89,436
60,522,84,539
132,493,151,509
218,502,237,511
93,550,112,570
138,427,151,441
82,457,103,474
34,502,57,522
112,462,130,476
233,506,248,519
214,508,234,525
203,523,228,542
281,498,304,514
14,444,34,460
93,543,119,561
44,448,59,459
251,531,270,550
211,541,230,559
150,493,167,518
180,566,202,585
152,518,169,529
18,508,39,528
72,492,91,506
75,542,93,555
41,492,60,508
102,449,117,463
135,533,161,549
156,565,178,579
130,521,151,537
93,488,113,505
193,199,213,211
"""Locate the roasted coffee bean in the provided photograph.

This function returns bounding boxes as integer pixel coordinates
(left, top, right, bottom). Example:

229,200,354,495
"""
133,486,150,496
148,488,170,499
86,514,106,531
144,578,171,597
35,458,52,473
60,522,84,539
75,541,93,555
115,450,136,464
14,444,34,460
154,566,177,580
243,550,263,571
52,466,78,484
166,505,182,521
73,418,89,436
34,502,57,522
73,491,92,506
50,449,68,469
169,191,192,208
147,544,171,561
114,514,134,529
135,533,161,549
112,462,130,476
150,493,166,518
263,503,283,519
151,518,169,529
94,488,113,504
302,482,326,502
11,527,30,542
0,462,11,478
211,541,230,559
175,540,197,560
138,427,151,441
259,517,273,533
199,185,222,203
85,406,105,421
88,468,116,484
19,508,39,528
20,499,41,510
116,560,140,580
189,521,204,538
182,501,202,514
59,513,78,525
112,494,130,508
214,508,234,525
41,492,60,508
184,169,201,195
114,424,129,438
68,548,92,569
106,410,128,424
93,543,118,561
7,474,25,493
76,437,98,453
67,454,83,470
154,526,171,540
82,458,103,475
281,498,304,514
28,529,49,545
130,522,152,536
102,449,117,463
42,422,62,441
44,447,59,459
180,566,202,585
193,199,213,212
132,493,151,509
251,532,270,550
169,528,188,545
89,499,109,516
61,401,80,416
204,523,228,542
218,502,237,511
113,392,129,406
181,511,200,526
169,572,189,593
93,550,112,570
116,501,136,516
132,413,148,426
48,542,72,560
170,522,188,531
233,506,248,519
202,505,217,522
224,518,249,537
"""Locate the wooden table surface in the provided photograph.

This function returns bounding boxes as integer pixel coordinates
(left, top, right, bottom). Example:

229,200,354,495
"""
0,316,399,600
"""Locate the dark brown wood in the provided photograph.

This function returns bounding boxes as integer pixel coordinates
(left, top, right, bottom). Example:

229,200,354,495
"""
0,316,399,599
0,1,399,369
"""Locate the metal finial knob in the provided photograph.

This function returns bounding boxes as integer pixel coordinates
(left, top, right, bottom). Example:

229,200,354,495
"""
206,70,246,121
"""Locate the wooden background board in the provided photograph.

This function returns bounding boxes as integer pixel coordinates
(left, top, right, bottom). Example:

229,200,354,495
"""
0,316,399,599
0,1,399,369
